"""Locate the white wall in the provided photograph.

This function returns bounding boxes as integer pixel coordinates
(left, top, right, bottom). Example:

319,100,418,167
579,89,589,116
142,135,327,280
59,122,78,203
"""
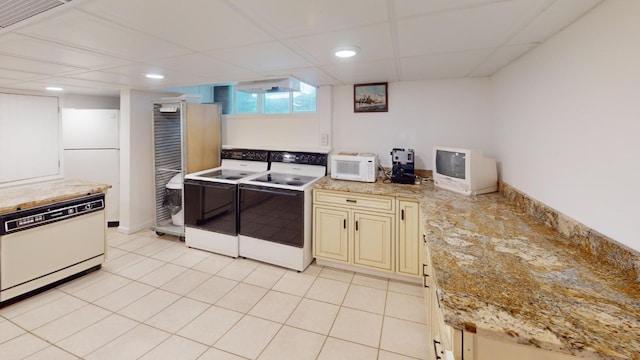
118,89,162,234
491,0,640,251
62,94,120,109
332,79,492,169
222,86,332,152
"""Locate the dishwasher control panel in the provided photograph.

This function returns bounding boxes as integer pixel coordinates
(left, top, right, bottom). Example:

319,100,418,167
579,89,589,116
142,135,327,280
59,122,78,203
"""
1,193,105,234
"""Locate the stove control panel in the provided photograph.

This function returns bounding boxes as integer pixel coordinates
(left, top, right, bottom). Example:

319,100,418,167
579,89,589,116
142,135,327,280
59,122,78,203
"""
221,149,269,162
270,151,328,166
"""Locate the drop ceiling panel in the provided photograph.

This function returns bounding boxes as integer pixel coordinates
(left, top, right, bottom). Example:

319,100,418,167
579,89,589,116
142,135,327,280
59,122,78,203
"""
0,78,20,85
508,0,602,45
232,0,388,37
150,53,256,79
16,9,193,60
394,0,517,18
62,71,135,87
321,59,398,85
287,67,340,87
286,23,394,66
0,54,82,75
0,0,604,95
37,76,128,94
0,34,129,69
396,1,546,57
9,79,122,95
470,44,537,76
400,49,493,81
69,64,211,89
0,68,48,81
79,0,274,52
208,42,313,73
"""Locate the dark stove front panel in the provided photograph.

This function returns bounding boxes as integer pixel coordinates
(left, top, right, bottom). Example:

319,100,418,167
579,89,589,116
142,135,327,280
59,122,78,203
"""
184,179,237,235
239,184,304,248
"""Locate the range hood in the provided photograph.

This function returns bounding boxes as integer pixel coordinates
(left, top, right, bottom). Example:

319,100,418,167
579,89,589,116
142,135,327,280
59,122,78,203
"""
235,77,301,94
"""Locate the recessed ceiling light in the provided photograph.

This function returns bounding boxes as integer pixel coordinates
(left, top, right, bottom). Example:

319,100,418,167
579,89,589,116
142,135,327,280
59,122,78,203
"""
45,86,64,91
333,45,360,58
145,73,164,79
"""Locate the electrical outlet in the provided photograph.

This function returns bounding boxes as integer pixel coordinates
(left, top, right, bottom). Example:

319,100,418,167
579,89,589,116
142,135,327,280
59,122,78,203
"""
320,133,329,146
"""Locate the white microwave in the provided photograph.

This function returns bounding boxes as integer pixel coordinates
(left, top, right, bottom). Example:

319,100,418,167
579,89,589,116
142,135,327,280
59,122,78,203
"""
330,153,378,182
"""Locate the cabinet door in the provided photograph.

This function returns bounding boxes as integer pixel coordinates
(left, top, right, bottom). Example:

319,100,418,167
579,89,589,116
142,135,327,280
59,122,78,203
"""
397,200,420,276
474,334,581,360
313,206,349,262
353,212,393,271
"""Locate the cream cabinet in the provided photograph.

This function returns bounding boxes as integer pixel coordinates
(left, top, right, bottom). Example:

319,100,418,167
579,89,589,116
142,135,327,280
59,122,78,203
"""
422,235,458,359
313,189,420,277
353,212,394,271
313,207,349,262
397,199,421,276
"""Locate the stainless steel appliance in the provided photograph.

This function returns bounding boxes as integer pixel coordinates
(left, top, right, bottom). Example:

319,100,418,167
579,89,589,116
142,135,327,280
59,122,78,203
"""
184,149,269,257
238,151,328,271
0,193,105,303
390,148,417,184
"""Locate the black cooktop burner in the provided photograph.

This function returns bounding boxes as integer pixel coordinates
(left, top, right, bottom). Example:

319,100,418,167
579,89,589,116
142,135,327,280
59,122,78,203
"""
198,169,257,180
251,173,317,187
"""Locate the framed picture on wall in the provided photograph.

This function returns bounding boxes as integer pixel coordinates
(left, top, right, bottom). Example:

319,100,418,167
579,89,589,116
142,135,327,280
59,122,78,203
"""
354,82,388,113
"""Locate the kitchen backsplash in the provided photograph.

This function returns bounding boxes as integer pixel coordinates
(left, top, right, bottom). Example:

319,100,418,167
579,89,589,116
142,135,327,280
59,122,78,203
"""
499,181,640,281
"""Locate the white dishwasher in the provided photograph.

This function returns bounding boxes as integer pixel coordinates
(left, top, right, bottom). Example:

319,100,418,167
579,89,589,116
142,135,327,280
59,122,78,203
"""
0,193,106,303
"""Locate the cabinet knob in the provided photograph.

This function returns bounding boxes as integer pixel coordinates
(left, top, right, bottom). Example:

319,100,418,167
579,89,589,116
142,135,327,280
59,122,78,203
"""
346,199,357,203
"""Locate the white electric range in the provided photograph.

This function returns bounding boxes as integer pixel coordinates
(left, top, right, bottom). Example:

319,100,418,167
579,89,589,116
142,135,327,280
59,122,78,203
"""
183,149,269,257
238,151,328,271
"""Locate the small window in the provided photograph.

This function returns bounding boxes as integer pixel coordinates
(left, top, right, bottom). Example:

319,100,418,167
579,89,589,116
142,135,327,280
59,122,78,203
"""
264,92,290,114
233,81,317,115
235,91,257,113
293,82,317,112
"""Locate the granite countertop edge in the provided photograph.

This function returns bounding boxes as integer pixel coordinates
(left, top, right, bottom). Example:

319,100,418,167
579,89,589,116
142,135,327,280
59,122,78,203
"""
313,176,640,360
0,179,111,215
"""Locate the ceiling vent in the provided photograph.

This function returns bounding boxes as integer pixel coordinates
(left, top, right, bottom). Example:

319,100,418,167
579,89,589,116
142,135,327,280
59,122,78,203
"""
0,0,70,29
235,77,301,94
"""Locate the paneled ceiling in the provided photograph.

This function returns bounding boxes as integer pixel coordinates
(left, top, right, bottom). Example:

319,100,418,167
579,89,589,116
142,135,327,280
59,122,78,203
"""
0,0,602,96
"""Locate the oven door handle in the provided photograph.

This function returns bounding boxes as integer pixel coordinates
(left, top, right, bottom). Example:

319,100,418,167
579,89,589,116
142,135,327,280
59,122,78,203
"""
184,179,235,190
241,186,301,197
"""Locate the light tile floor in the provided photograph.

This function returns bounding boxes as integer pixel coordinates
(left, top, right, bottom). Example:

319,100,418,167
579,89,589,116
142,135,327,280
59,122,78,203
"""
0,228,430,360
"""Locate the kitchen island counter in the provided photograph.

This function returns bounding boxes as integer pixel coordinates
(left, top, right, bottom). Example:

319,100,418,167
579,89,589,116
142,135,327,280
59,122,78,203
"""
0,179,111,215
313,176,640,360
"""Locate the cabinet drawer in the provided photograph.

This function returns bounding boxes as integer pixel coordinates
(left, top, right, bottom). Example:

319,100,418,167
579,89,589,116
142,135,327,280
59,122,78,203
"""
314,190,395,212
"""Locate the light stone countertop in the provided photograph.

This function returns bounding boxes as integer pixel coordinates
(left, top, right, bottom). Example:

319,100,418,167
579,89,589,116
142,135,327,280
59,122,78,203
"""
313,176,640,360
0,179,111,215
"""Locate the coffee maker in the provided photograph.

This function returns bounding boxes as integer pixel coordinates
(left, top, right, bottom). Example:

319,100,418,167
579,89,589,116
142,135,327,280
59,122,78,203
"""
390,148,416,184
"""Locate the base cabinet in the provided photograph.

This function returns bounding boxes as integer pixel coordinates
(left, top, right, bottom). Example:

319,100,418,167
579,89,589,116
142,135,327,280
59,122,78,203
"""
313,207,349,262
397,199,421,276
353,212,393,271
313,190,420,277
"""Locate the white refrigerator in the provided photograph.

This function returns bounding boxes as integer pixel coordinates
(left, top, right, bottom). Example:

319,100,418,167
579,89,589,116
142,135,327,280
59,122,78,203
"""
62,109,120,224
